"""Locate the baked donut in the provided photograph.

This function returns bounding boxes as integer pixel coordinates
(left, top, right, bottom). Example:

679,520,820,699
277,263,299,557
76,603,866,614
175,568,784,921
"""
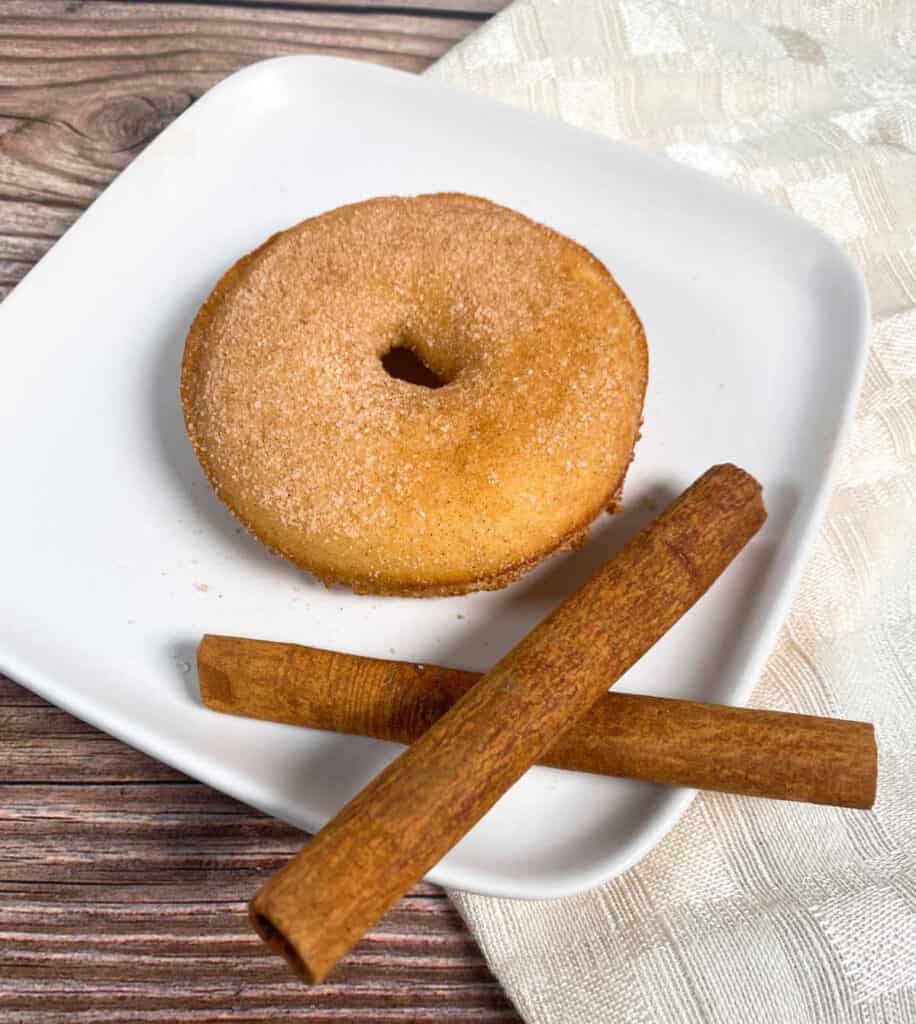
181,194,647,596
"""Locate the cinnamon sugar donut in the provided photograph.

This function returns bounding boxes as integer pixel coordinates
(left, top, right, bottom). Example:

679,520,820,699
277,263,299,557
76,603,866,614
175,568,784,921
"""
181,194,647,596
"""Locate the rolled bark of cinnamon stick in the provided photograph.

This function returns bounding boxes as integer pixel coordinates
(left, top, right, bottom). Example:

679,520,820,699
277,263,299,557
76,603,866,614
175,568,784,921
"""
198,635,877,809
250,465,766,984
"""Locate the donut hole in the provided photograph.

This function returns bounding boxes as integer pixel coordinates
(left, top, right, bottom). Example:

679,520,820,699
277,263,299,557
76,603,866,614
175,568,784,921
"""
381,345,449,390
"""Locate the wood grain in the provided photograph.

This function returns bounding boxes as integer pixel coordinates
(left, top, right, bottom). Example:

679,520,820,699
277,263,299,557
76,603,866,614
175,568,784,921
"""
0,678,518,1020
0,2,520,1019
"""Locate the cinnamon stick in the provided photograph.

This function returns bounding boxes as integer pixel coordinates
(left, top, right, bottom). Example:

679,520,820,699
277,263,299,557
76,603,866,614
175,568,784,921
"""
250,465,766,984
198,635,877,809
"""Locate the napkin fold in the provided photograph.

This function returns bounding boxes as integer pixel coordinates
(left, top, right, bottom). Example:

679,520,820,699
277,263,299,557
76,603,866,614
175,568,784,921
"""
427,3,916,1020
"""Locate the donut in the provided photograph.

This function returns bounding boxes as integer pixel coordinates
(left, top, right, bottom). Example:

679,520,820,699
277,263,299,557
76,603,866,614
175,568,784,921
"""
181,194,648,596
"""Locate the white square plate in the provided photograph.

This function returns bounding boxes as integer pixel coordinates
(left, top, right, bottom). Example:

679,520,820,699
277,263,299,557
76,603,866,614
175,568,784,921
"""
0,56,868,899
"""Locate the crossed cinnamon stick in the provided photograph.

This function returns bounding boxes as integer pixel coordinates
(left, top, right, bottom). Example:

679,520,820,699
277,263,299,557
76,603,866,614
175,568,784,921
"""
196,466,876,984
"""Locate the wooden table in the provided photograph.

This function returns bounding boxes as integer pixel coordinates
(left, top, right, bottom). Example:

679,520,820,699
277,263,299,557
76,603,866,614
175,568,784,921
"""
0,3,521,1019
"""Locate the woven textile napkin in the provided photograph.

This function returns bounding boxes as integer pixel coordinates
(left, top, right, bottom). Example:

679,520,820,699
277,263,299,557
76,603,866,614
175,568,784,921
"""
426,3,916,1021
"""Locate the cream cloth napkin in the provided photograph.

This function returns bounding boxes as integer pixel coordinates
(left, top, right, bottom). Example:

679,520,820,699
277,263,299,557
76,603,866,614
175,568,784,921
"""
426,3,916,1021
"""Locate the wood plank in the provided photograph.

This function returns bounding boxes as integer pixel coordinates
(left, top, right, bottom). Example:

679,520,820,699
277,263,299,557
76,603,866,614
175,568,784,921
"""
9,0,503,13
0,674,519,1018
3,736,193,783
0,0,492,299
197,0,504,10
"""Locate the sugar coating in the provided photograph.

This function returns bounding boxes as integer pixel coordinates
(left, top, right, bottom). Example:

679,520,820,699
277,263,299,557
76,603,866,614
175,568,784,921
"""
180,194,648,595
